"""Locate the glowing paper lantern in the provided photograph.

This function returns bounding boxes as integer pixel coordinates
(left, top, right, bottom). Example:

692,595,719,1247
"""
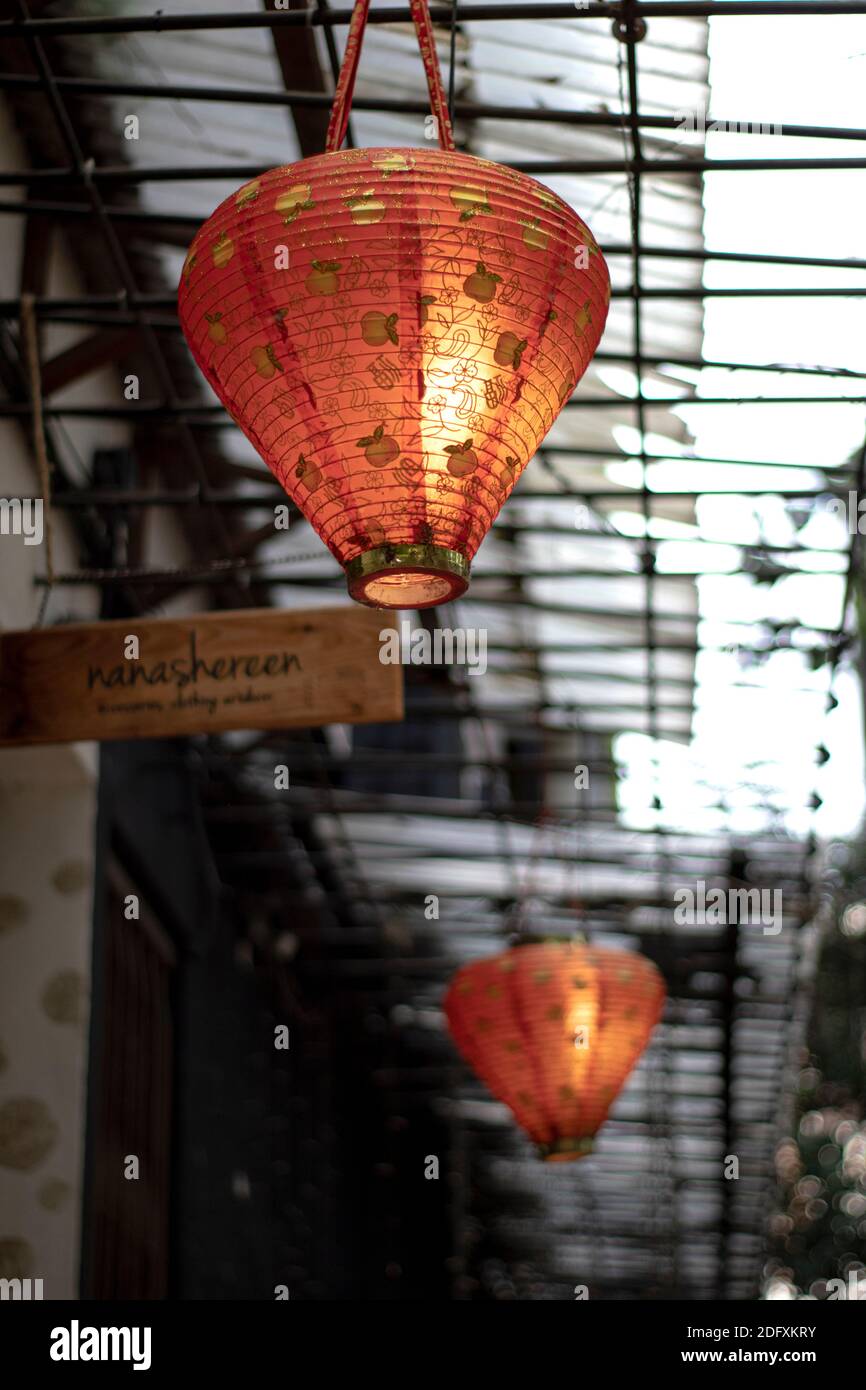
178,1,609,607
443,941,665,1161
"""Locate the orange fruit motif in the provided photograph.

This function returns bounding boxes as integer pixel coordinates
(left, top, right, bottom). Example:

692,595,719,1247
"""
295,454,321,491
235,179,261,208
306,260,341,295
212,231,234,268
538,305,557,340
361,311,399,347
534,189,562,221
503,455,520,484
574,301,594,337
356,424,400,468
449,185,491,221
418,294,437,327
346,191,386,225
275,183,314,222
182,250,197,283
445,439,479,478
464,262,502,304
521,218,549,251
250,344,282,379
371,152,411,177
494,332,528,370
206,312,227,345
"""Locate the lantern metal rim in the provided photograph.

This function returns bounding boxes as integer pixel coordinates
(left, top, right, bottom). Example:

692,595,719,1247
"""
345,543,470,610
537,1136,595,1162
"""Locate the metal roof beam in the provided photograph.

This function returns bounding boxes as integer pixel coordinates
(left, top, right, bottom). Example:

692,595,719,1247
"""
3,3,866,40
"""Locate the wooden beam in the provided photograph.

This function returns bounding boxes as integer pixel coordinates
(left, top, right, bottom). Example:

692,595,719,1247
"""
265,0,332,157
20,189,54,297
40,327,139,396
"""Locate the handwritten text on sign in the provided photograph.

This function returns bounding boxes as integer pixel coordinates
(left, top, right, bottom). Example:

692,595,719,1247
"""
0,607,404,745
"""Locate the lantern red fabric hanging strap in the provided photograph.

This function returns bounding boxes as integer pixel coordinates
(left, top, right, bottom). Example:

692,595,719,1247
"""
326,0,456,155
178,0,610,609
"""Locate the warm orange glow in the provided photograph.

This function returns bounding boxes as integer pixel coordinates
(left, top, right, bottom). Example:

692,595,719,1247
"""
443,941,666,1160
178,147,610,607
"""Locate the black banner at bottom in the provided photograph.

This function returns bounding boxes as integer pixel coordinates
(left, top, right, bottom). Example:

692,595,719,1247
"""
0,1296,860,1374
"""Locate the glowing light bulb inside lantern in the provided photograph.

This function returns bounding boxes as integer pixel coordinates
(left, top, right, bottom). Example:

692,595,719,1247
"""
567,981,596,1056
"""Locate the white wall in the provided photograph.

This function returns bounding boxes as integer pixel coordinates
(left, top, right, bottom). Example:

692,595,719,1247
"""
0,94,113,1298
0,747,96,1297
0,75,206,1293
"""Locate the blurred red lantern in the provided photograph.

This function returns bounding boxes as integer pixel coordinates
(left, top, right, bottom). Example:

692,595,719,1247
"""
178,0,609,607
443,941,665,1161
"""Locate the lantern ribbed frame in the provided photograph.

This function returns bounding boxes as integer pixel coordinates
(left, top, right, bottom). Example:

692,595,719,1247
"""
443,941,666,1161
178,147,610,607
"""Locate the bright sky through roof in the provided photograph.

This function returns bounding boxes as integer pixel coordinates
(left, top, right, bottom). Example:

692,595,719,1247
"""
616,11,866,840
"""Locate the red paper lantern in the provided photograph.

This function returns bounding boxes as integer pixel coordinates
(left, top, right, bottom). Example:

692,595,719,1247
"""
178,2,609,607
443,941,666,1161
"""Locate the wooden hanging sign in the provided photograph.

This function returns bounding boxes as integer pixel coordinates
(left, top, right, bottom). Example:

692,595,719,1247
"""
0,606,403,746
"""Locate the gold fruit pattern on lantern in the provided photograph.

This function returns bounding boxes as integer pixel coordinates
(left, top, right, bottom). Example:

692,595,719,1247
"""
275,183,314,223
463,262,502,304
361,311,399,347
449,186,491,222
445,439,479,478
182,250,197,283
503,455,520,485
346,190,386,224
418,295,437,327
356,424,400,468
574,301,594,337
538,306,557,341
212,231,234,268
251,344,283,379
578,227,601,260
520,218,549,251
295,454,321,490
371,152,412,177
235,179,261,208
306,260,341,295
206,312,227,345
494,332,528,370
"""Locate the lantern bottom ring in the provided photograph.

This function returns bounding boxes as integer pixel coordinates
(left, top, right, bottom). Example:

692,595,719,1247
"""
345,543,470,610
537,1136,595,1162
